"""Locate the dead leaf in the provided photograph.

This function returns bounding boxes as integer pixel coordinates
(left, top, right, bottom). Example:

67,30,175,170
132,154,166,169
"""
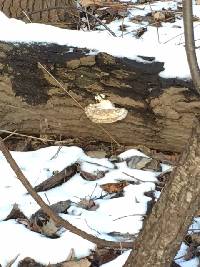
126,156,161,171
153,11,165,21
100,181,128,193
18,257,45,267
135,27,147,38
80,169,106,181
77,198,99,210
79,0,102,7
30,214,60,237
4,203,27,221
89,248,121,265
62,258,90,267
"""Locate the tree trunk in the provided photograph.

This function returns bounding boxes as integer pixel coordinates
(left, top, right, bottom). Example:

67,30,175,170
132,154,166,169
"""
183,0,200,95
123,118,200,267
0,0,78,28
0,41,198,153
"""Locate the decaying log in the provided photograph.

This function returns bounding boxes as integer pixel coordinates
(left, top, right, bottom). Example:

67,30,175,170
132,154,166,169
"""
0,41,198,153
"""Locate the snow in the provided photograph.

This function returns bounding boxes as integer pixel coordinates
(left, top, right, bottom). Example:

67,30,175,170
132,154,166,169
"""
0,1,200,80
0,144,196,267
0,146,162,266
0,0,200,266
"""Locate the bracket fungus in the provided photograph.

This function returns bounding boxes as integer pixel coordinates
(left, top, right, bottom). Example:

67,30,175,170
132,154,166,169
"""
85,95,128,123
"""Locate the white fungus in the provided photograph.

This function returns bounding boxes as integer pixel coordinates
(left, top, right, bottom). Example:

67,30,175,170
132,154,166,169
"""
85,95,128,123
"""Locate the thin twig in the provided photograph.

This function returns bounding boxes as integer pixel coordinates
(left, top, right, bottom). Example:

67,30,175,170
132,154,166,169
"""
78,7,117,36
6,254,20,267
2,130,17,141
84,7,91,31
89,183,98,199
22,10,32,22
0,129,56,142
113,214,146,221
44,193,51,205
0,129,55,142
122,171,156,183
50,146,63,160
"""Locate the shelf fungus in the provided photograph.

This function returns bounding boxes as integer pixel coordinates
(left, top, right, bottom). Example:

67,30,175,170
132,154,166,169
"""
85,95,128,123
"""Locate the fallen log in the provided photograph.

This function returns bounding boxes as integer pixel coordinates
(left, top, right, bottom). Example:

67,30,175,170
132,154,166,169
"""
0,41,198,153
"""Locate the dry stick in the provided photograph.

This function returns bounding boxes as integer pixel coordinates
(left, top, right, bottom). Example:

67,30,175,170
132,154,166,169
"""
113,214,146,221
122,171,155,183
22,6,116,37
22,10,32,22
78,7,117,37
0,137,132,249
2,130,17,141
6,254,20,267
84,6,91,31
0,129,56,143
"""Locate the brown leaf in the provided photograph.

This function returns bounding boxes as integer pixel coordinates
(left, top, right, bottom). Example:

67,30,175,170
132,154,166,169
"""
77,198,99,211
4,203,27,221
100,181,128,193
62,259,90,267
34,164,78,192
89,248,120,265
80,169,106,181
30,215,60,237
153,11,165,21
18,257,45,267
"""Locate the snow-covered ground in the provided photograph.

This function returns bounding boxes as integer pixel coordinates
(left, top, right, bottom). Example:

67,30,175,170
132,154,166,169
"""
0,1,200,79
0,146,157,266
0,145,199,266
1,0,200,266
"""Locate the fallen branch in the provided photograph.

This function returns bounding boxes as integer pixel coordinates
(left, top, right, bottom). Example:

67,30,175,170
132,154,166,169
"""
0,137,133,249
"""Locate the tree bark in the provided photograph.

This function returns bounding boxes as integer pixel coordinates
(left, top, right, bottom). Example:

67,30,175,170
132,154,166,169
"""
0,0,78,28
123,118,200,267
0,41,198,153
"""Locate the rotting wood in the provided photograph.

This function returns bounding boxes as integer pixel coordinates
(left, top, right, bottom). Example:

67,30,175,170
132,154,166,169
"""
0,41,198,153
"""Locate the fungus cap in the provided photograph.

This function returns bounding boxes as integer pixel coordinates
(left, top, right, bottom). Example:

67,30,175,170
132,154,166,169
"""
85,99,128,123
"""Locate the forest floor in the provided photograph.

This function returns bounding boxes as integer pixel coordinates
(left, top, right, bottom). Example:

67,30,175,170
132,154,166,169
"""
1,0,200,266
